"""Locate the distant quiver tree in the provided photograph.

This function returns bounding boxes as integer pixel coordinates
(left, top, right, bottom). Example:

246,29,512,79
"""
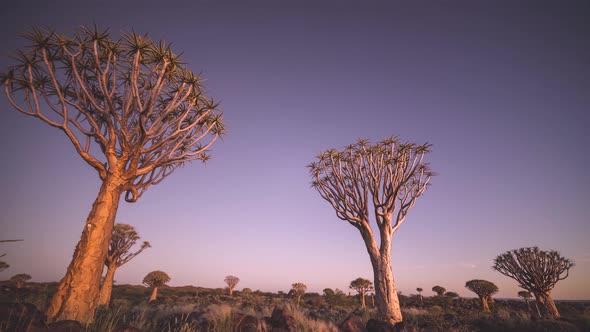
432,285,446,297
1,26,224,323
143,270,170,302
308,137,433,324
98,223,150,306
291,282,307,306
493,247,574,319
11,273,32,289
465,279,498,312
416,287,423,305
224,275,240,296
350,277,374,308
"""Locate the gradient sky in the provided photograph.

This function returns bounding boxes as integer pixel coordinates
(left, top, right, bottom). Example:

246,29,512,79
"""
0,0,588,300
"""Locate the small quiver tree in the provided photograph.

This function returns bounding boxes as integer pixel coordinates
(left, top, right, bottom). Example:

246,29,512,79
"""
1,26,224,323
143,270,170,303
224,275,240,296
291,282,307,306
308,137,433,324
465,279,498,312
432,286,446,296
493,247,574,319
11,274,32,289
98,223,150,307
416,287,424,305
518,290,534,313
350,277,374,308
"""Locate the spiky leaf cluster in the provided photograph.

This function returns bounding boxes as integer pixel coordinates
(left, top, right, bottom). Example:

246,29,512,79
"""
308,137,433,236
349,277,374,294
107,223,150,267
493,247,574,293
224,275,240,288
1,25,224,202
291,282,307,295
143,270,170,287
465,279,498,298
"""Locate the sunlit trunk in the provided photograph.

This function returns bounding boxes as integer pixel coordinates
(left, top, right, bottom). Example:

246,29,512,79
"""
229,287,233,296
149,287,158,302
534,291,560,319
363,228,402,324
97,263,117,307
46,176,123,323
479,295,490,312
361,291,366,308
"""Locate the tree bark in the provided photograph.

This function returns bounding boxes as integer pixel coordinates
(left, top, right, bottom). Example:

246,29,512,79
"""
149,287,158,302
46,176,124,323
361,291,366,308
479,295,490,312
97,263,118,307
366,244,402,324
534,291,560,319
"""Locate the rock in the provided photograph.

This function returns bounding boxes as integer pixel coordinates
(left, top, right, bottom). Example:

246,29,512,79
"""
234,313,261,332
0,302,49,331
339,309,366,332
48,320,82,332
269,307,296,332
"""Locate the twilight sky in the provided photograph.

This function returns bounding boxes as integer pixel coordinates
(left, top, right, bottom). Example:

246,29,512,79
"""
0,0,588,299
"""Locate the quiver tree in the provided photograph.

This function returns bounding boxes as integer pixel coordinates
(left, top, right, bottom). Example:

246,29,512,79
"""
518,290,534,313
291,282,307,306
350,277,374,308
98,223,150,307
224,275,240,296
1,26,224,323
465,279,498,312
308,137,433,324
493,247,574,319
323,288,335,297
416,287,423,305
432,285,446,296
10,273,32,289
143,270,170,302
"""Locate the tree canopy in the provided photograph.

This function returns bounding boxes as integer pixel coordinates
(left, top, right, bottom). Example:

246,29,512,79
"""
143,270,170,288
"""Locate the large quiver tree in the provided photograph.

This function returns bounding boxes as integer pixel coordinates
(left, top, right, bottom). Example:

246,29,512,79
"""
464,279,498,312
493,247,574,319
98,223,150,307
1,26,224,323
308,137,433,324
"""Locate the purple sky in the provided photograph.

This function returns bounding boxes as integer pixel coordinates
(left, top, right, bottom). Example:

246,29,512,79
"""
0,0,588,299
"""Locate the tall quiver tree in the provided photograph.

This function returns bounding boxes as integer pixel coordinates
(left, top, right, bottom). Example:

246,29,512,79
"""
350,278,374,308
465,279,498,312
1,26,224,323
308,138,433,325
143,270,170,302
224,275,239,296
493,247,574,319
98,223,150,307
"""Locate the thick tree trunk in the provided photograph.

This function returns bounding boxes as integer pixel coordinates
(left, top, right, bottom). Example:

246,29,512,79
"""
229,287,233,296
361,291,366,308
535,291,560,319
46,176,124,323
368,251,402,324
149,287,158,302
479,295,490,312
97,263,118,307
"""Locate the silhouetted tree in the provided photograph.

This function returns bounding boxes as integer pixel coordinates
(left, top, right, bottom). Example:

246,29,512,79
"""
432,285,446,296
98,224,150,306
350,278,374,308
291,282,307,306
1,26,224,323
224,275,240,296
465,280,498,312
323,288,335,297
143,270,170,302
416,287,424,305
309,138,433,324
493,247,574,319
242,288,252,295
11,273,32,289
445,291,459,299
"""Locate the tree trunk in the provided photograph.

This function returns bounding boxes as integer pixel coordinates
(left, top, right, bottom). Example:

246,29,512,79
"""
97,263,118,307
535,291,560,319
16,281,23,289
149,287,158,302
479,295,490,312
361,291,366,308
368,250,402,324
419,294,423,305
229,287,233,296
46,176,124,323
